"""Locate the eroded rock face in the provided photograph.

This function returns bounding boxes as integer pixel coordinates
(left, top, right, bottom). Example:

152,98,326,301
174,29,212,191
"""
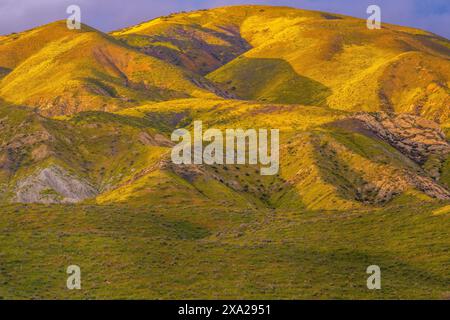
353,112,449,165
354,169,449,201
13,165,97,204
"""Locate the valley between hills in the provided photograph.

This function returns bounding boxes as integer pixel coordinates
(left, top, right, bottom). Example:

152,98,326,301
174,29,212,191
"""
0,5,448,299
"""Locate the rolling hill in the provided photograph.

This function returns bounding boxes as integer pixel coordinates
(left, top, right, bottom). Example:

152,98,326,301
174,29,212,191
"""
0,21,231,116
112,6,450,123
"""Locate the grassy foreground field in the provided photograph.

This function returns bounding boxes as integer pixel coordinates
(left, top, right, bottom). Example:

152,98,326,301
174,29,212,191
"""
1,201,448,299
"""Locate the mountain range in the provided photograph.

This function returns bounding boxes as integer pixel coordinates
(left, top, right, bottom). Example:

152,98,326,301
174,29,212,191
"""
0,5,448,299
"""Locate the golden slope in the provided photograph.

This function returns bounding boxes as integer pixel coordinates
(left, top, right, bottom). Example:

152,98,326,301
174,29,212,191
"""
116,5,449,122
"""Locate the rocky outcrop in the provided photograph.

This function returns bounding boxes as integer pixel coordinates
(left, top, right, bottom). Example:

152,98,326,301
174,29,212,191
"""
190,77,238,99
138,132,173,147
0,117,54,173
406,174,450,200
13,165,98,204
352,112,449,165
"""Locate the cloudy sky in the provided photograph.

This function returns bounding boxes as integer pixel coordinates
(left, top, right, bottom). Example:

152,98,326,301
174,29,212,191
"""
0,0,449,38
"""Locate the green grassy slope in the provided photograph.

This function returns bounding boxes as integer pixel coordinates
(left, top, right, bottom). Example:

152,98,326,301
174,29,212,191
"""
118,5,450,122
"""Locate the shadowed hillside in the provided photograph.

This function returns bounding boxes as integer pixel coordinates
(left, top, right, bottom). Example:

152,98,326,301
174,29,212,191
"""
212,57,332,105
